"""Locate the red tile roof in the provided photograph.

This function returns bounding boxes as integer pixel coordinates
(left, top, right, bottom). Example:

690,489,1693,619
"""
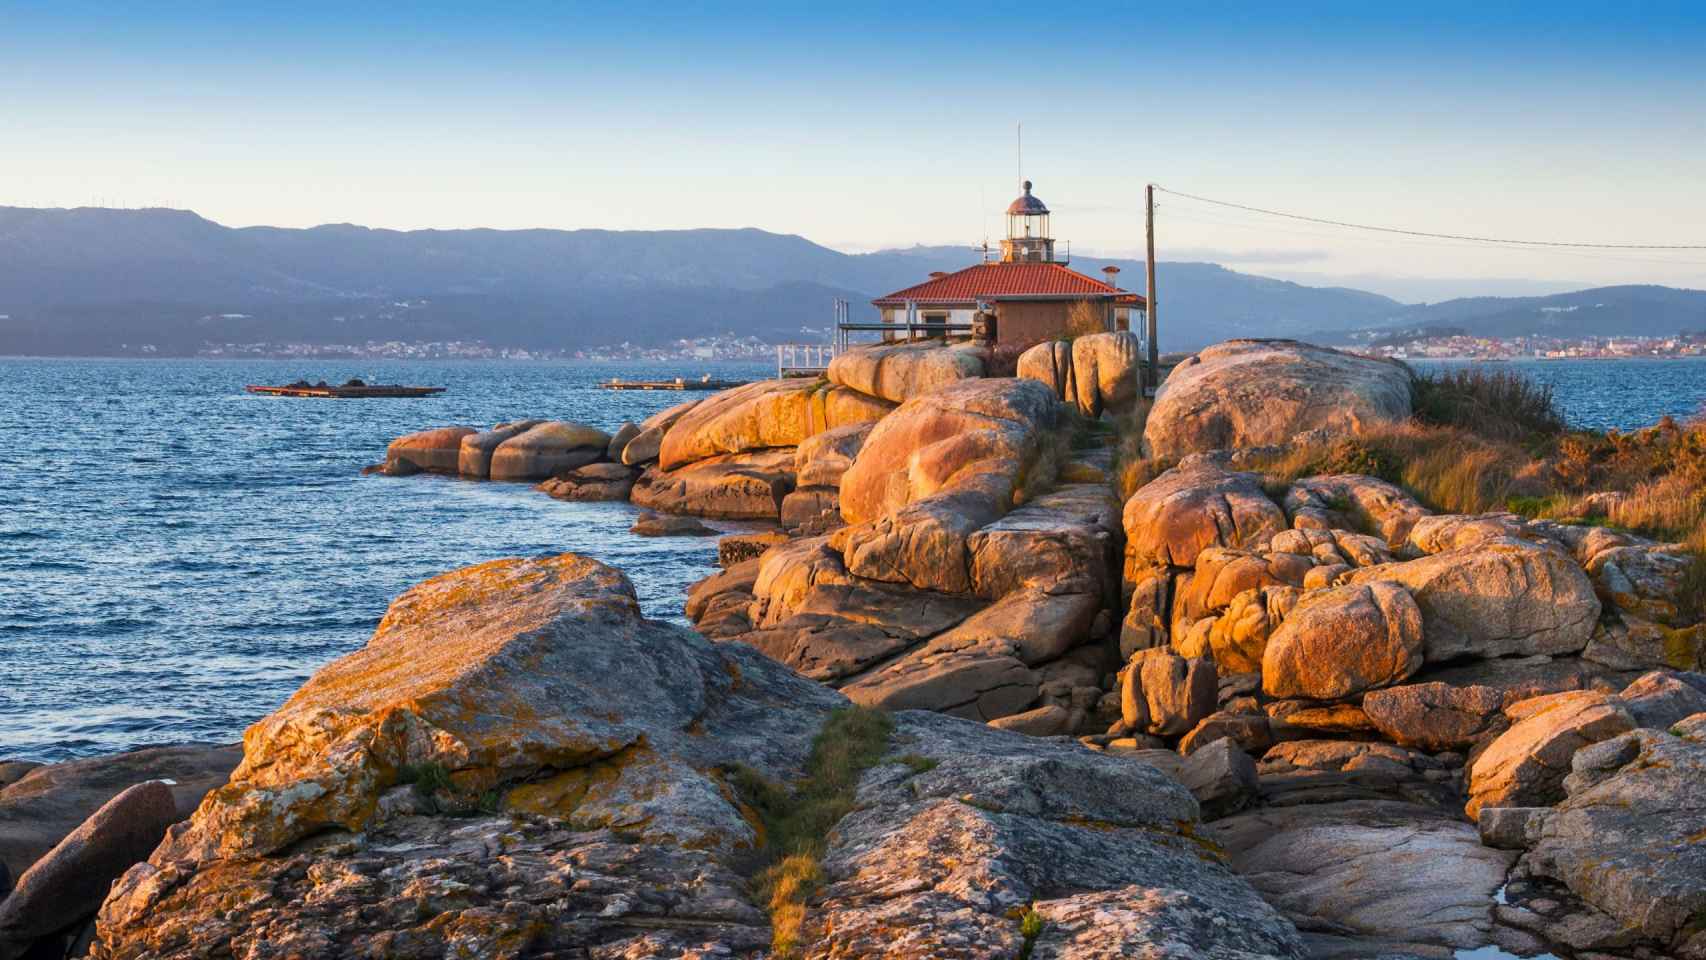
872,262,1143,307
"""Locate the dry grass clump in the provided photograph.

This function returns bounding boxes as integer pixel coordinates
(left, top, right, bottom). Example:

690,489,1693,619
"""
1409,366,1566,443
1253,371,1706,624
1249,421,1548,517
726,706,894,957
1065,300,1107,338
1112,398,1163,500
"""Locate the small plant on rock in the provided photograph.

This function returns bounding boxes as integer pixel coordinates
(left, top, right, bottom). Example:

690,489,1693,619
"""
727,706,895,958
1017,906,1047,958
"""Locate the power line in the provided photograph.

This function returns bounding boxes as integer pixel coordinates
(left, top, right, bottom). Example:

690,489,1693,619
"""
1153,185,1706,251
1155,203,1706,268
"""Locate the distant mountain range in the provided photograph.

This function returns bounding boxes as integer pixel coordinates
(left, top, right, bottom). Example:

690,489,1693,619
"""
0,207,1701,356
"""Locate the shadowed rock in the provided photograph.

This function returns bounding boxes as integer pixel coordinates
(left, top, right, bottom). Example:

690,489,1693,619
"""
1516,725,1706,957
631,448,796,519
1206,799,1515,951
1362,681,1506,752
0,744,239,882
489,420,610,481
382,425,475,476
0,781,178,956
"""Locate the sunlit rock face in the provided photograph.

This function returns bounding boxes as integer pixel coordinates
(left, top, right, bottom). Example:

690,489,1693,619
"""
1144,339,1412,459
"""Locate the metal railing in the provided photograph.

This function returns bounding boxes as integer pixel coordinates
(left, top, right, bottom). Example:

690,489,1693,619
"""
777,342,836,378
834,320,973,352
981,238,1071,264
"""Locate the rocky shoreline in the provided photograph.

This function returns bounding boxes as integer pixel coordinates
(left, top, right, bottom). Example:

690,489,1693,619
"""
4,336,1704,959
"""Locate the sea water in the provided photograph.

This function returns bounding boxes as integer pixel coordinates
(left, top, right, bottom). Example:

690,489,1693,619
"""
0,358,769,761
3,356,1703,762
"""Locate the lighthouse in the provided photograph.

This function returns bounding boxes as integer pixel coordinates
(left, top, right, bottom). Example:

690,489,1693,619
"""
869,177,1144,350
1000,180,1059,264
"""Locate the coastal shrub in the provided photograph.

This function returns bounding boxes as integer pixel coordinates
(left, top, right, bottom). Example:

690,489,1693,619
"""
394,760,502,816
1312,439,1403,484
1550,416,1706,492
1017,906,1047,958
1410,366,1566,444
398,760,454,801
727,706,895,957
896,753,939,776
1112,399,1161,500
1250,422,1537,516
986,341,1027,378
1065,300,1106,338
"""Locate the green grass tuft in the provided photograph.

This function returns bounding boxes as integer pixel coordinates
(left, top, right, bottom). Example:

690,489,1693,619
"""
729,706,895,958
897,753,939,776
1018,907,1047,958
398,760,454,801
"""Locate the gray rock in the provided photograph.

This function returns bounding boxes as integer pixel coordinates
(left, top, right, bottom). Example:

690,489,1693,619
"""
0,744,239,882
1256,740,1459,809
1477,805,1548,849
1619,669,1706,730
1135,649,1218,737
1522,728,1706,957
1205,799,1515,950
605,420,640,463
1178,737,1258,820
629,510,718,537
0,781,178,955
811,712,1304,959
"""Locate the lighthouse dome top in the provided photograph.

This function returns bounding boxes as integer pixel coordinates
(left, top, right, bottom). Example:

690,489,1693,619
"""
1005,180,1049,216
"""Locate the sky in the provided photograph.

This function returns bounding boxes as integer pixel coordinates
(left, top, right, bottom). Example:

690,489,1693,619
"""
3,1,1705,301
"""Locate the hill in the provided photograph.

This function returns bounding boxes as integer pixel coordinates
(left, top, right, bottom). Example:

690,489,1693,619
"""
0,207,1408,356
0,207,1698,357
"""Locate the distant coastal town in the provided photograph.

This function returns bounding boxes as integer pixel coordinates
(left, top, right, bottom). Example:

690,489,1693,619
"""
189,328,1706,363
1357,331,1706,361
195,329,827,362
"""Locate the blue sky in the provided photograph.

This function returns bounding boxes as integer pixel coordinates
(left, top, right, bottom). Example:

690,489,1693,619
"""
4,1,1704,298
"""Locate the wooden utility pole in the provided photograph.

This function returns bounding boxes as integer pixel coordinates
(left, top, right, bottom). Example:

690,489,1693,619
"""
1145,183,1159,392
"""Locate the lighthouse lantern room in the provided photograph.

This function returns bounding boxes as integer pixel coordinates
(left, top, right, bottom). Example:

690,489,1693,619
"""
1000,180,1060,263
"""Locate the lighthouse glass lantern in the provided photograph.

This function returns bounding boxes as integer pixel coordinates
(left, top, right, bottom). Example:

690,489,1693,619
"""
1001,180,1057,263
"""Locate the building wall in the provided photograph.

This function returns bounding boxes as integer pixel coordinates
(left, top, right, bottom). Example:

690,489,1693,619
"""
879,306,977,325
994,299,1114,349
877,300,1122,349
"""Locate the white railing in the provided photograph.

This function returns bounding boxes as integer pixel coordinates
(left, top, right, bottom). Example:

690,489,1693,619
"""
777,342,836,378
